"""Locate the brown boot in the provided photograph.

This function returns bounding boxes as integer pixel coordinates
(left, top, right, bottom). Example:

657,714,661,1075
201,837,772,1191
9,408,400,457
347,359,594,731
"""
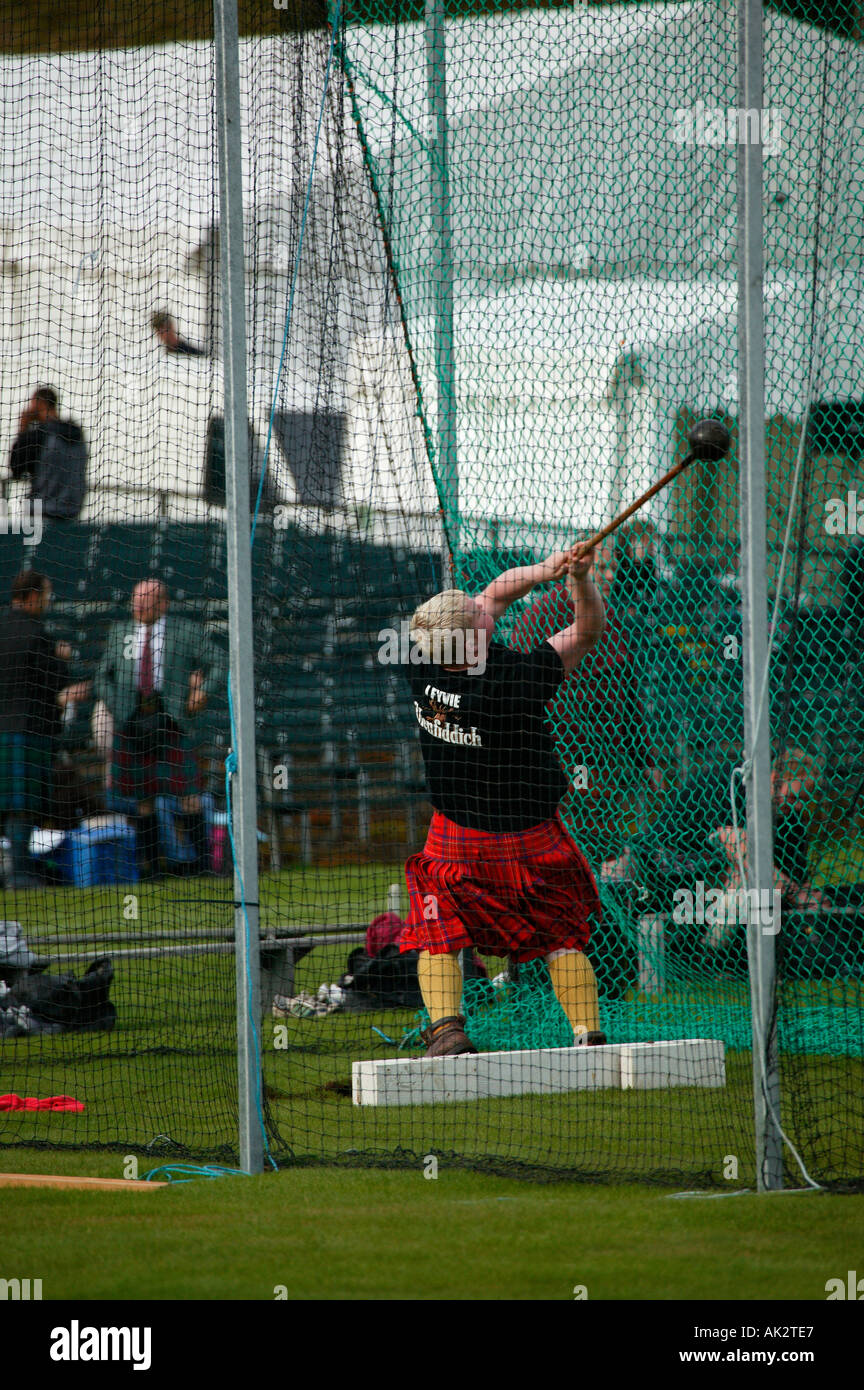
421,1015,478,1057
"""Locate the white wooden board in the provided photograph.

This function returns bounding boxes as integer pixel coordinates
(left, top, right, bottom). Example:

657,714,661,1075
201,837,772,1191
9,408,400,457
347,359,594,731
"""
352,1039,726,1106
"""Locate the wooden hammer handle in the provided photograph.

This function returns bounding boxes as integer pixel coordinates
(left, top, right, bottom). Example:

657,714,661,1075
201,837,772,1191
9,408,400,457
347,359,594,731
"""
571,451,697,558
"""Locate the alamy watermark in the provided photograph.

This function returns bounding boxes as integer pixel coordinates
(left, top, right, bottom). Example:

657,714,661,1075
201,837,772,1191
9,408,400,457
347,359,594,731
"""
671,102,784,154
0,1276,42,1300
824,491,864,535
378,621,487,675
672,881,781,936
50,1322,151,1370
0,498,42,546
825,1270,864,1299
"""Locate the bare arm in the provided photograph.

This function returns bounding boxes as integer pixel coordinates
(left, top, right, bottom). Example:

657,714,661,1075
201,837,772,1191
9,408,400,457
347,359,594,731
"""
478,550,571,620
547,550,607,674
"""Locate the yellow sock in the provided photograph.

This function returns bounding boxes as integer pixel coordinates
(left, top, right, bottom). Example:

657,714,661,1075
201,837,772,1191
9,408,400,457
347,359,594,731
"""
547,950,599,1037
417,951,463,1023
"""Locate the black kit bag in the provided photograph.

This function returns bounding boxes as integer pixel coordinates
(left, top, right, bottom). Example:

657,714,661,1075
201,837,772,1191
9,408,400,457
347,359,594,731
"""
11,957,117,1032
340,945,424,1009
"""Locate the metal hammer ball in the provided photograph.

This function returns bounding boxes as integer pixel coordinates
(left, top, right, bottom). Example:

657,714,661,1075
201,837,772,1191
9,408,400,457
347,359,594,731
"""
687,418,732,463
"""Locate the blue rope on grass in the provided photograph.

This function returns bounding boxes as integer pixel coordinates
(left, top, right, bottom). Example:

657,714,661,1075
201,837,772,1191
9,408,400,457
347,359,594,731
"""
144,1164,253,1184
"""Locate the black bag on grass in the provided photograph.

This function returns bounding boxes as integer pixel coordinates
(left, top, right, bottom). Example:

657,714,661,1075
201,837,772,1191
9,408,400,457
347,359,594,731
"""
10,957,116,1032
340,944,424,1009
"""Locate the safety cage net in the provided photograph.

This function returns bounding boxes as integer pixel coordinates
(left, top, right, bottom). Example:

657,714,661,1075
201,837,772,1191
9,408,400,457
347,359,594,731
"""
0,0,861,1189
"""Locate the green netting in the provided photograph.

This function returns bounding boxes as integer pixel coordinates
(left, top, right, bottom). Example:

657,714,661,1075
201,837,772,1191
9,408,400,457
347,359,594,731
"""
458,941,864,1057
0,0,861,1190
337,0,863,1186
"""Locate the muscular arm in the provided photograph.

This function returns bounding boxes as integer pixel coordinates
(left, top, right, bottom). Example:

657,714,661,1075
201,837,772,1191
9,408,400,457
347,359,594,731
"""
547,554,607,674
478,551,571,620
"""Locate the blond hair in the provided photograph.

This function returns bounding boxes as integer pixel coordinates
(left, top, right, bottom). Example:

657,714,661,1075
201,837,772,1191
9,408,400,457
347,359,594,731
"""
410,589,477,662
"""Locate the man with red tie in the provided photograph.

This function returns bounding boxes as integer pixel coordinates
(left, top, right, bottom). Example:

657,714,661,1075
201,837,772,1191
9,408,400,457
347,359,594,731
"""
94,579,225,879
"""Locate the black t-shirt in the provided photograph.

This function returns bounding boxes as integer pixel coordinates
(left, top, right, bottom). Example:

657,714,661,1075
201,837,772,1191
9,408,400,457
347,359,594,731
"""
404,640,568,832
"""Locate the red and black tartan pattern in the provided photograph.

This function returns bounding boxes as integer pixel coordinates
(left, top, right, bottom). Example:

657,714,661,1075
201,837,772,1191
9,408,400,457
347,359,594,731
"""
111,725,201,802
401,811,601,961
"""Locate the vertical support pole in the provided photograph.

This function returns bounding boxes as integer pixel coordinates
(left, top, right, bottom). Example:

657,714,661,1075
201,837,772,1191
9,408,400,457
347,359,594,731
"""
636,912,666,999
425,0,458,585
738,0,782,1190
609,354,633,526
426,5,464,977
214,0,263,1174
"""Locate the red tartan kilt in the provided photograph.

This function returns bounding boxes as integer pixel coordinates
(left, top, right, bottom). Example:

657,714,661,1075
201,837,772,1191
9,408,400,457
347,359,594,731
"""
112,723,201,802
401,811,601,961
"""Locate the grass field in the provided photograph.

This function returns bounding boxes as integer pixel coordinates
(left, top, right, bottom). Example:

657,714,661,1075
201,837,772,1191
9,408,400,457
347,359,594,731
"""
2,866,861,1180
1,863,862,1301
2,1149,863,1301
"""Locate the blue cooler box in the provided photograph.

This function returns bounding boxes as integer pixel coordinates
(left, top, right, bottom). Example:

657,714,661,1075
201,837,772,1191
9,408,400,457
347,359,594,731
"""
56,823,139,887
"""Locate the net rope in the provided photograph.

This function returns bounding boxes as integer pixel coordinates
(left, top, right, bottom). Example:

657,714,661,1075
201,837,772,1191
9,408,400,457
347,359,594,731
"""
0,0,860,1189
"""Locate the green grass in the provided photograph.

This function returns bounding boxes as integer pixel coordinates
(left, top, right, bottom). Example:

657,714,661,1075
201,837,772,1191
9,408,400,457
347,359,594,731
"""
2,862,862,1301
2,862,407,939
1,1154,862,1300
0,863,410,1155
5,931,858,1184
1,863,861,1189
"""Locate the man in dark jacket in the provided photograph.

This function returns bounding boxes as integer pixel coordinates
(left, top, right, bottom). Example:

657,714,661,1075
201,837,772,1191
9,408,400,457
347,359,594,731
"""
8,386,88,522
94,578,226,879
0,570,68,886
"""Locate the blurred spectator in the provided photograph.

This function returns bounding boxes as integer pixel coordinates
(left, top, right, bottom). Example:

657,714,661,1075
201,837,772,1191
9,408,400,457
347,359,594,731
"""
715,748,831,914
510,531,662,866
150,310,205,357
609,517,671,620
0,570,85,886
8,386,87,522
624,746,830,960
93,579,225,879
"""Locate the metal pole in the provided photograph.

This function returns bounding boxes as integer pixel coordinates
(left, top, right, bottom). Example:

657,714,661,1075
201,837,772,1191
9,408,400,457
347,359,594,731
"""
214,0,264,1174
425,0,458,584
738,0,782,1191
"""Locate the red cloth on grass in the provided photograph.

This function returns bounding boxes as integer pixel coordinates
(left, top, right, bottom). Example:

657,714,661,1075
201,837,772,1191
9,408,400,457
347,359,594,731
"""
401,810,600,961
0,1094,85,1112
